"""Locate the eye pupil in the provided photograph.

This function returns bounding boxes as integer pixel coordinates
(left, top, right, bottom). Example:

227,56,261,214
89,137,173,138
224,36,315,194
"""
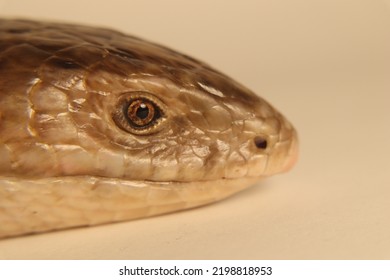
136,103,150,119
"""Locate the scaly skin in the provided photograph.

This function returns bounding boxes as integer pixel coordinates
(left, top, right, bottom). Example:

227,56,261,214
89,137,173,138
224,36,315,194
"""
0,19,298,238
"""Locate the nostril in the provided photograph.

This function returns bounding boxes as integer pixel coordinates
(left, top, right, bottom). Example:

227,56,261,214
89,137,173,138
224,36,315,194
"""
254,136,268,149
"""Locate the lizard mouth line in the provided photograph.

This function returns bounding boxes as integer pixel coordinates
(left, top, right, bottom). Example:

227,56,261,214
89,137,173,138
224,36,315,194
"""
0,173,262,239
0,174,264,185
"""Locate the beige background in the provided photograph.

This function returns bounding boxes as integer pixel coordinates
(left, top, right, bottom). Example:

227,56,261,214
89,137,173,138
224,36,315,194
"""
0,0,389,259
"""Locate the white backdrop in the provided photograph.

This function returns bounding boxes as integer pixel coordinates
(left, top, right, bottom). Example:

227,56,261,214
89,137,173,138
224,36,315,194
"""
0,0,389,259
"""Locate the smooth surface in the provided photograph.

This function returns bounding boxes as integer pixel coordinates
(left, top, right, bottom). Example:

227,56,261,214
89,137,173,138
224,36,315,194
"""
0,0,389,259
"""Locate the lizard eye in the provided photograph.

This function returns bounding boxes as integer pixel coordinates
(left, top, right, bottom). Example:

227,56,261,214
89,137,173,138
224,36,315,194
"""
126,98,160,127
113,92,167,135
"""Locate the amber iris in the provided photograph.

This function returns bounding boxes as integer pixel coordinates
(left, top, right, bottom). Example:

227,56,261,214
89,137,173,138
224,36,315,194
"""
126,99,156,127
